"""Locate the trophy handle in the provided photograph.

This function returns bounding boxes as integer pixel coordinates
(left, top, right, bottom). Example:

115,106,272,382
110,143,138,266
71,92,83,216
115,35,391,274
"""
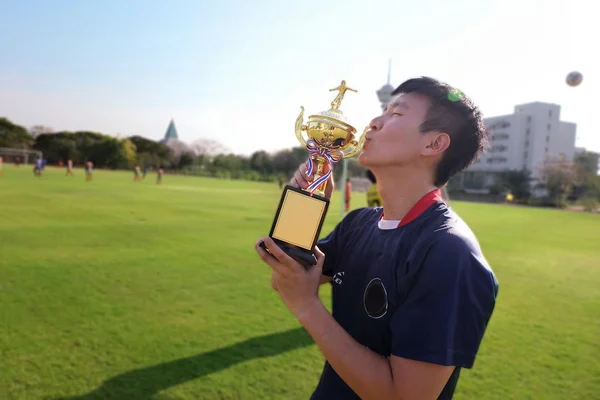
295,106,308,146
343,126,369,158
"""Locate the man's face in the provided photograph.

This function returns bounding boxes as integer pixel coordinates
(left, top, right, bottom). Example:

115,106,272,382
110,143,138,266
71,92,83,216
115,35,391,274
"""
358,92,432,168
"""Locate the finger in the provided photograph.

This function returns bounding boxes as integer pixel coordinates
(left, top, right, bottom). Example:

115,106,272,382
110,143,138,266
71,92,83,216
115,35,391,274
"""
299,161,313,180
289,175,300,188
314,245,325,260
271,271,279,292
325,184,334,200
325,163,334,184
306,246,325,280
261,236,292,265
255,240,290,277
256,244,289,278
324,167,335,199
314,246,325,273
298,161,313,181
299,161,308,176
294,170,310,189
262,237,304,273
290,174,308,189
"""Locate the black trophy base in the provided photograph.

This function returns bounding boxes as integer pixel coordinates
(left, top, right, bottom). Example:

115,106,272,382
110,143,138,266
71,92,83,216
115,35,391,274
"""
259,240,318,267
263,185,330,269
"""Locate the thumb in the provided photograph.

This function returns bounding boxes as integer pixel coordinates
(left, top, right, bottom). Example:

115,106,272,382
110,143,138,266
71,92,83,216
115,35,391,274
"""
322,163,335,199
314,246,325,272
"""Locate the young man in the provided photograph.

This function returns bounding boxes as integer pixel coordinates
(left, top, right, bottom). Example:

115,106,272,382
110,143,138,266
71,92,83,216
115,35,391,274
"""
255,77,499,400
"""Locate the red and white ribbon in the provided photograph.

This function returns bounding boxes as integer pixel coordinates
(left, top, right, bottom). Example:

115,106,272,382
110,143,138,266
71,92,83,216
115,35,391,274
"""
305,139,343,195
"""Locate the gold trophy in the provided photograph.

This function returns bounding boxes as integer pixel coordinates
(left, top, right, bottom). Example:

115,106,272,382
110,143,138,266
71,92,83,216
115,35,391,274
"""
261,80,367,267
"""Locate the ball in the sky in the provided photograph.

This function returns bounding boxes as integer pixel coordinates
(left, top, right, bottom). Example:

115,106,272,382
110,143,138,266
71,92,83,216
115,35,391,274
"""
566,71,583,87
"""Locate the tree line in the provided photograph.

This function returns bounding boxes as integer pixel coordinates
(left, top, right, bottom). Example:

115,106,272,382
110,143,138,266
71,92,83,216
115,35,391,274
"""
2,116,598,209
0,117,368,184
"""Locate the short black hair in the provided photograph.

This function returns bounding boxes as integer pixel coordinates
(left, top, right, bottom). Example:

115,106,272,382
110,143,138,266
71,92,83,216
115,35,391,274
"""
392,76,487,187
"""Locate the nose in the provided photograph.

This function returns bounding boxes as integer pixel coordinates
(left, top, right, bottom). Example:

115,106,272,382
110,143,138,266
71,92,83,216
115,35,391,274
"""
369,116,383,132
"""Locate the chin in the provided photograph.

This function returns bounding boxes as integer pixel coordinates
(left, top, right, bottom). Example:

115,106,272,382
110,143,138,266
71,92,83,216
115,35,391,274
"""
357,148,380,168
357,151,369,167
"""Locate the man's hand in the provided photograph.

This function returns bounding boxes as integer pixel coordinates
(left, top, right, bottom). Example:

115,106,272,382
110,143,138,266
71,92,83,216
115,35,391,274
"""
287,161,334,285
290,161,334,200
256,236,325,321
256,236,454,400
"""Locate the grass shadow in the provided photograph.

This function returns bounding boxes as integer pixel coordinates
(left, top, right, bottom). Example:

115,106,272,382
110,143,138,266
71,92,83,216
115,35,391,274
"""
54,327,314,400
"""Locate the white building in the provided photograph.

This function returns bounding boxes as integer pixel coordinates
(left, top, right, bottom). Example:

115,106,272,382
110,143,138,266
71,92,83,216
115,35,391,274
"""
461,102,577,193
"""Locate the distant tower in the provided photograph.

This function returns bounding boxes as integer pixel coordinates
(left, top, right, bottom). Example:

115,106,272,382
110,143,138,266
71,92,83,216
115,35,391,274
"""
163,119,179,140
376,59,394,112
159,118,192,156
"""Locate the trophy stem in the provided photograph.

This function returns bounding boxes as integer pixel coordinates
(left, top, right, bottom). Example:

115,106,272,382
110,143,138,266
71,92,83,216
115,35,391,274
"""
306,155,329,198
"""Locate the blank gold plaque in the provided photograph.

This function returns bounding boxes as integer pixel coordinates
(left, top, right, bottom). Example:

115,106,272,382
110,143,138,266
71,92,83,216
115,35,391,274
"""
272,190,326,250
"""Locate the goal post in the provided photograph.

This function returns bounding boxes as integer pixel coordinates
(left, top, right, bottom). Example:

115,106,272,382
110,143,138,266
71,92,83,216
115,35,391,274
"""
0,148,43,165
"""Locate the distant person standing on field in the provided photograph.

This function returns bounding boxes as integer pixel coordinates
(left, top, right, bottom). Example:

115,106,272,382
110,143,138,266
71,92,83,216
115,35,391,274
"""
66,160,74,176
345,178,352,212
134,165,142,182
33,159,42,177
0,156,3,177
365,169,382,207
85,161,93,181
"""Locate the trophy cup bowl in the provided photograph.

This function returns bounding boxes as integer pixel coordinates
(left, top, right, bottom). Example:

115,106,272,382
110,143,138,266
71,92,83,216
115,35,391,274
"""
303,108,357,150
261,81,367,269
294,91,368,198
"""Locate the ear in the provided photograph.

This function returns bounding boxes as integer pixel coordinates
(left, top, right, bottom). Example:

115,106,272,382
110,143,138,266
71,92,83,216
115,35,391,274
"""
421,132,450,157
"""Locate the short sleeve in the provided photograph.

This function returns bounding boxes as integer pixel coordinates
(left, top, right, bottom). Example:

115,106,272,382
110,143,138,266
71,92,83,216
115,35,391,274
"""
316,229,338,277
389,236,499,368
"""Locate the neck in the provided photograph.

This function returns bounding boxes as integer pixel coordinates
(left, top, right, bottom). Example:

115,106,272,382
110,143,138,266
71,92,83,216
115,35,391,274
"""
373,166,437,221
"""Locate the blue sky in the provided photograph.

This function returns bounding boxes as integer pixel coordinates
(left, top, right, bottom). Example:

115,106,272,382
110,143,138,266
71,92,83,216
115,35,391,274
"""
1,0,597,155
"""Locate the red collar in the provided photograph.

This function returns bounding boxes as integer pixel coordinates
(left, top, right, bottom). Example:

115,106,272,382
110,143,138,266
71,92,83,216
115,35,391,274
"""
378,188,443,227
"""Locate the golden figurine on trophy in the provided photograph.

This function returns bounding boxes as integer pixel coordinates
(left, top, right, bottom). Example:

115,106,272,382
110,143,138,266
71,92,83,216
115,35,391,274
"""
260,80,367,267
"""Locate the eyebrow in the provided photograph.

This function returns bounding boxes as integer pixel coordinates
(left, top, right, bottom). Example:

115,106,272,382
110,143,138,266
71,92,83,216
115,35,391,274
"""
388,101,410,110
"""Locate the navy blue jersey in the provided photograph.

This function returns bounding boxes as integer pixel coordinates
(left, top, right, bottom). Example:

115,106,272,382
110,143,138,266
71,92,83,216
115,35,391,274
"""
311,189,498,400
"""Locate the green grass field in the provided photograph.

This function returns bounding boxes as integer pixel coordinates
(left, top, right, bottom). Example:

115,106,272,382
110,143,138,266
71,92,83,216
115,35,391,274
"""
1,166,599,400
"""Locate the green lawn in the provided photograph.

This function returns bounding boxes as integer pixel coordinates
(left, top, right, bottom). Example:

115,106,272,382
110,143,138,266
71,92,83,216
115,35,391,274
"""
1,166,599,400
